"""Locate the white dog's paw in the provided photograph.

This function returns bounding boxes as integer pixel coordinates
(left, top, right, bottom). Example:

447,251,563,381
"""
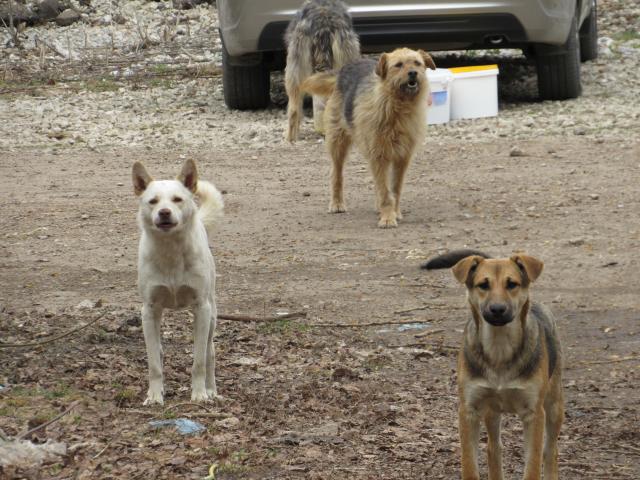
143,390,164,406
207,389,224,402
191,389,210,403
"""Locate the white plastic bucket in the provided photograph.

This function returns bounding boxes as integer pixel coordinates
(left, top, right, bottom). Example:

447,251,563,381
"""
448,65,499,120
426,68,454,125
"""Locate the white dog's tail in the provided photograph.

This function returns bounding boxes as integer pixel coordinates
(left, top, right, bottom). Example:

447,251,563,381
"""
196,180,224,230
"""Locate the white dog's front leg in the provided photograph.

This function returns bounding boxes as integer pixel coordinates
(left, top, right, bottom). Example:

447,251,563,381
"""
191,301,212,402
142,303,164,405
205,299,220,400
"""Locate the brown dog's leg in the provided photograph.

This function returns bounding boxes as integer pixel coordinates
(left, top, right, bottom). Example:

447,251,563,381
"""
391,157,410,220
460,405,481,480
370,157,396,228
285,82,303,143
327,126,351,213
543,384,564,480
485,410,504,480
522,406,545,480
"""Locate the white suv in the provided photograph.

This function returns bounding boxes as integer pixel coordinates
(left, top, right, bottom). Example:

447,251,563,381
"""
217,0,597,109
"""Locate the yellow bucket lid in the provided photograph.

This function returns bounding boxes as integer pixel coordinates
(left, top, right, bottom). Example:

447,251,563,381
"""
448,64,498,74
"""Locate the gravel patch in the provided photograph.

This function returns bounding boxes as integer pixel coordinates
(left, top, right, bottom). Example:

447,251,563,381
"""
1,0,639,153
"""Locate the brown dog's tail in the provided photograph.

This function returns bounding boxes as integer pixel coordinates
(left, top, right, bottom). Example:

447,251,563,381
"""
421,250,491,270
300,72,337,97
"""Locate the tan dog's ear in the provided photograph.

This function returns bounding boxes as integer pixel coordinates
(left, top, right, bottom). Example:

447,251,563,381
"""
452,256,484,284
511,255,544,283
177,159,198,193
375,53,388,79
419,50,436,70
132,162,152,196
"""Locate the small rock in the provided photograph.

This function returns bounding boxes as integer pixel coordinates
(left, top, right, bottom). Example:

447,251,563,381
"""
81,214,89,220
573,127,586,136
568,238,585,246
302,191,311,197
36,0,63,21
55,9,81,27
509,146,525,157
215,416,240,429
589,193,599,200
75,299,95,309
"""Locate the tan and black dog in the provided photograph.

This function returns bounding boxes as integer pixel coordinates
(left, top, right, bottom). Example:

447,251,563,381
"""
301,48,436,228
423,250,563,480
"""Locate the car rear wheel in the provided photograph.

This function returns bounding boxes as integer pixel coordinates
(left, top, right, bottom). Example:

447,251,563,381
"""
580,0,598,62
535,15,582,100
222,45,270,110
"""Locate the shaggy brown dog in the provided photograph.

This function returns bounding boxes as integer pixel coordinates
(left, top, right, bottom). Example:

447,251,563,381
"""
301,48,435,227
284,0,360,142
423,250,564,480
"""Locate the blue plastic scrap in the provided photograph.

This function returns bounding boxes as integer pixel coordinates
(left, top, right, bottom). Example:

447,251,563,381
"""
149,418,206,435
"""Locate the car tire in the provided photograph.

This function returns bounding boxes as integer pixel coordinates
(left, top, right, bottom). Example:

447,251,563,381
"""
222,45,270,110
535,15,582,100
580,0,598,62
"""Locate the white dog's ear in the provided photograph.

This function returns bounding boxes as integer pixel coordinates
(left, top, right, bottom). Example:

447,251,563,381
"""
132,162,153,196
177,159,198,193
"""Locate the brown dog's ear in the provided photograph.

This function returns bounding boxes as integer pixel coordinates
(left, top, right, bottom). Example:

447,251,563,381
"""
511,255,544,284
132,162,153,196
452,256,484,284
419,50,436,70
177,159,198,193
375,53,388,79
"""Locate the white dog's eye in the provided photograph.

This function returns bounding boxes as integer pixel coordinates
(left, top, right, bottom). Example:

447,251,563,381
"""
149,198,159,205
173,196,183,203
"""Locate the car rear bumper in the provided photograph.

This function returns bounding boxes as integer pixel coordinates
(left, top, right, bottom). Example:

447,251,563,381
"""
218,0,576,57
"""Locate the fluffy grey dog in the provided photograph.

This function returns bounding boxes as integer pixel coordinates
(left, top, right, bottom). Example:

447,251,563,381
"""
284,0,360,142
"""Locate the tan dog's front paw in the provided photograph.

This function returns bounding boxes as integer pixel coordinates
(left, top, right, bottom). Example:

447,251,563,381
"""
378,214,398,228
395,210,403,220
329,201,346,213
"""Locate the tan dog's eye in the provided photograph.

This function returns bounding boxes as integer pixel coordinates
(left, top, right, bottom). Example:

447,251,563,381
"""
149,198,159,205
506,279,519,290
414,60,422,67
173,196,183,203
394,62,403,68
477,280,490,291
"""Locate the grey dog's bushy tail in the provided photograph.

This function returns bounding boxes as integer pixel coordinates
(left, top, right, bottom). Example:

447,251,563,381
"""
421,250,491,270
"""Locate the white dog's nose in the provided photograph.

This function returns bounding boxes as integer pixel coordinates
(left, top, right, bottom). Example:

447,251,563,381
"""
158,208,171,218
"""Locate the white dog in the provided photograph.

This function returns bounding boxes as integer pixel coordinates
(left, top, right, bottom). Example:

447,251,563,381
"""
132,159,223,405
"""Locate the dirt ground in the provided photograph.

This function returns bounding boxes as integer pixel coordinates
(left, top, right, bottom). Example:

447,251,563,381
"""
1,126,639,479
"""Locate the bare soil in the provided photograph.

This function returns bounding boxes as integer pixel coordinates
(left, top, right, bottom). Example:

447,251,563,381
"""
1,134,639,479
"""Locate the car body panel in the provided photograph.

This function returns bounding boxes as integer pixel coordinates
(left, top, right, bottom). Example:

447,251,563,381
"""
218,0,587,57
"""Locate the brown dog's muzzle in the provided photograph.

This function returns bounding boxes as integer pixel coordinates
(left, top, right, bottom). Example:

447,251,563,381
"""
401,71,421,95
482,303,514,326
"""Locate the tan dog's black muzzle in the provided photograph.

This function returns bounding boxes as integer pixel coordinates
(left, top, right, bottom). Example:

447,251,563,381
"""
482,303,514,326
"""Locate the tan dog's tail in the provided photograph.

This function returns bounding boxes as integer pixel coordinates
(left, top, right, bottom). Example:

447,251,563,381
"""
422,250,490,270
196,180,224,231
300,72,337,97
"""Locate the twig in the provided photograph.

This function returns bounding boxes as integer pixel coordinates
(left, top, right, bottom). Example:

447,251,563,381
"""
414,328,445,338
163,402,214,414
218,311,306,323
394,305,430,315
0,313,106,348
310,319,437,328
92,441,111,460
578,356,639,366
17,401,80,440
